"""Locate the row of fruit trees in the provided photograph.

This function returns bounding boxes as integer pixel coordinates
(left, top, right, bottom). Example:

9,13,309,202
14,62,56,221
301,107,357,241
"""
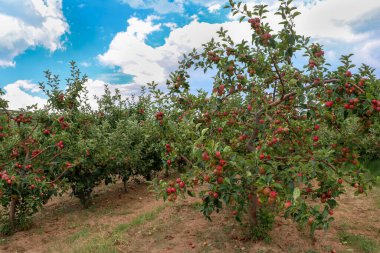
1,0,379,240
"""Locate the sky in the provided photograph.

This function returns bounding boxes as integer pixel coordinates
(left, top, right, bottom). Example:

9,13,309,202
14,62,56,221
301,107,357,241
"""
0,0,379,110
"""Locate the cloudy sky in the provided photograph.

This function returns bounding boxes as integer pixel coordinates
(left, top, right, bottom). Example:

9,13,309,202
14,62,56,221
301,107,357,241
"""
0,0,379,109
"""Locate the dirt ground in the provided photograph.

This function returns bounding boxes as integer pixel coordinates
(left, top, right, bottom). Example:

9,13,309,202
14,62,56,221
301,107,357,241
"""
0,179,379,253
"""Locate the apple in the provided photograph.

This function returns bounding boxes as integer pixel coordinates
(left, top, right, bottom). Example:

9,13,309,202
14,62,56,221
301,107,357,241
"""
345,70,352,77
284,201,292,209
263,187,271,196
202,152,210,161
269,191,277,199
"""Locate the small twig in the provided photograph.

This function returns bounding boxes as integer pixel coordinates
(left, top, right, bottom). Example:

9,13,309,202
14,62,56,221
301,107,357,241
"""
269,52,285,98
180,154,193,166
351,83,365,94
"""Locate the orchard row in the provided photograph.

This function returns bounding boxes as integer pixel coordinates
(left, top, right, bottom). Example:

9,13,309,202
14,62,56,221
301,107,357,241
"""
1,0,380,241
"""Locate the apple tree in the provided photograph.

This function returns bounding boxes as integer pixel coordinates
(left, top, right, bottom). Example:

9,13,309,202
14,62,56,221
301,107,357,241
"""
0,105,67,234
154,0,380,240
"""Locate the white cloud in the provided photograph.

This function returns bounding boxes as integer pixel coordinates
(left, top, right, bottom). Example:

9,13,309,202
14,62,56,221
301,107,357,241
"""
2,80,46,110
163,22,177,30
99,16,253,85
0,0,68,67
207,3,222,13
80,61,92,67
355,39,380,69
98,15,166,84
85,79,145,109
295,0,379,42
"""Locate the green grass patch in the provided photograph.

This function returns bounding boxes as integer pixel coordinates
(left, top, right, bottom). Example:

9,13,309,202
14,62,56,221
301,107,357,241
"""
190,201,203,210
66,226,91,243
70,205,166,253
112,205,166,234
72,236,118,253
339,231,378,253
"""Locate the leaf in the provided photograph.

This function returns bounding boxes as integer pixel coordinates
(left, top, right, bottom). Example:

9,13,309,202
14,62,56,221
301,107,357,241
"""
293,11,301,17
293,187,301,201
187,190,195,197
201,128,209,136
223,146,232,153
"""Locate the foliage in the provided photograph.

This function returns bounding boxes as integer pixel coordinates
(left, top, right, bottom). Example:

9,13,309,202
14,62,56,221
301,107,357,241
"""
0,63,163,233
153,0,380,239
0,0,379,242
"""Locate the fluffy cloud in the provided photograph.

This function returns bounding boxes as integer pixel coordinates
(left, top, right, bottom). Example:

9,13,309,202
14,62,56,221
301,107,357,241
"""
99,16,251,85
0,0,68,67
2,80,46,110
355,39,380,69
85,79,144,105
207,3,222,13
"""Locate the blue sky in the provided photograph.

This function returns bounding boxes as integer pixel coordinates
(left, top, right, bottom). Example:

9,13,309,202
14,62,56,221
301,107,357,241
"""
0,0,379,109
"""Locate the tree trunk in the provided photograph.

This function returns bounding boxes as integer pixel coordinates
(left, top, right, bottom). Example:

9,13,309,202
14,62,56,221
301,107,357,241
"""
249,187,258,227
123,178,128,193
9,195,17,230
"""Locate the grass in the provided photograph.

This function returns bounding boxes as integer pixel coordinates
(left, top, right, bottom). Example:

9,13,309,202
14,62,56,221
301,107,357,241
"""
66,226,91,243
338,231,378,253
68,205,166,253
112,205,166,234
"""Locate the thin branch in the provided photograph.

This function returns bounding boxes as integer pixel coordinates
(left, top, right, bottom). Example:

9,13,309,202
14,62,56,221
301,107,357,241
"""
269,52,285,98
351,83,365,94
180,154,193,166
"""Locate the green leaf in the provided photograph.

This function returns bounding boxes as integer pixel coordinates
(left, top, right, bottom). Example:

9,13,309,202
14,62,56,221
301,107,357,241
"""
201,128,209,136
293,187,301,201
187,190,195,197
223,146,232,153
